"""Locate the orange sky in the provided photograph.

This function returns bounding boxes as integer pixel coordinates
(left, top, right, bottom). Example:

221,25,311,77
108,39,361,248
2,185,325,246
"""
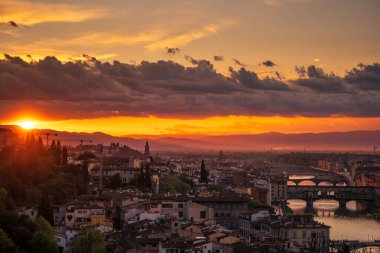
5,115,380,137
0,0,379,137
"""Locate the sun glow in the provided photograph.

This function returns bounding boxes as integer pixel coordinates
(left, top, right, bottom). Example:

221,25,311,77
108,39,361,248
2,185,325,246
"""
16,121,37,130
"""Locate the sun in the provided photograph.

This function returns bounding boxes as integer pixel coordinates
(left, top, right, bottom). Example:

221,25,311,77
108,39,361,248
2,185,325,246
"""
16,121,37,130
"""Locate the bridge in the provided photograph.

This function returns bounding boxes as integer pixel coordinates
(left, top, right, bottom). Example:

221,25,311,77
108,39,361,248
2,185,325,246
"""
330,240,380,252
287,175,350,186
287,185,375,208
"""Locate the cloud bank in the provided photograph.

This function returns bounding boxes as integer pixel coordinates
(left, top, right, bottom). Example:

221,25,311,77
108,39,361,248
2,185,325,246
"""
0,54,379,119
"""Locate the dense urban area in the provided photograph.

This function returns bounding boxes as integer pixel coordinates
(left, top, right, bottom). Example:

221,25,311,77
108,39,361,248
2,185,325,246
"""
0,128,379,253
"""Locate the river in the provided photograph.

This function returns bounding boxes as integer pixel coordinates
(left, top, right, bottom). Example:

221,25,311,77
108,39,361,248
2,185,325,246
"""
288,199,380,241
287,175,380,252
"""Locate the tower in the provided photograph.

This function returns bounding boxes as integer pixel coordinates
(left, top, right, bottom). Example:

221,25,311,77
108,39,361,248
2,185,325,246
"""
144,140,150,156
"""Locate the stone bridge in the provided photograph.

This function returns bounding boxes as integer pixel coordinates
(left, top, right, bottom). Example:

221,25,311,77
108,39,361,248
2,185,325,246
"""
330,240,380,252
287,185,375,208
287,175,350,186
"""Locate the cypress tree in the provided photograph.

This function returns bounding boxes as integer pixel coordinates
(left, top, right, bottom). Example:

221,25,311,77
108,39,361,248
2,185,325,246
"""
38,191,54,225
49,140,56,152
26,132,30,145
61,146,68,166
145,165,152,188
37,136,44,153
200,160,209,184
30,131,36,146
56,141,61,166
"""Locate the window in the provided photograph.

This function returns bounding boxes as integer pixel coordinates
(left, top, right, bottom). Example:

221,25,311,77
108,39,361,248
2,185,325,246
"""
200,211,206,219
162,203,173,208
179,211,183,217
215,213,219,217
302,231,307,239
178,203,183,208
293,231,297,239
226,213,231,217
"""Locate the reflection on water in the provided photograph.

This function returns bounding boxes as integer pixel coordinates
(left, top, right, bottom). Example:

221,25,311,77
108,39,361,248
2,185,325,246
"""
288,199,380,242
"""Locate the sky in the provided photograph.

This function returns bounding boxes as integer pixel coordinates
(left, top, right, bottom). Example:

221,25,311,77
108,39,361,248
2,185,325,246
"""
0,0,379,136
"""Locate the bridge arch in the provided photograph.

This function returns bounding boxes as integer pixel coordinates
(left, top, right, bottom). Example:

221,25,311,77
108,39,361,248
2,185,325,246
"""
298,180,317,186
317,181,334,186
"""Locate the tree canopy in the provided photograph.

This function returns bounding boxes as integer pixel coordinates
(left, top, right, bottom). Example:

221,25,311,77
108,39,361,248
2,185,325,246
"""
71,226,106,253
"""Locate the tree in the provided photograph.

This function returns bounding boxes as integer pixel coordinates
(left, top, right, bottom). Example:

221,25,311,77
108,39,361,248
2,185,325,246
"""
145,165,152,188
29,231,58,253
77,152,96,161
111,206,121,230
137,164,145,188
36,216,56,239
0,229,16,253
248,200,275,214
37,136,44,151
159,176,191,194
199,160,208,184
30,131,36,146
56,140,61,166
106,173,122,189
0,188,15,211
62,146,68,166
38,191,54,225
0,210,37,251
71,226,106,253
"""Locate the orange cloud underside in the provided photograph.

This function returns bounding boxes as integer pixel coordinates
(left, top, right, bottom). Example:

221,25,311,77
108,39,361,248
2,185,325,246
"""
4,115,380,137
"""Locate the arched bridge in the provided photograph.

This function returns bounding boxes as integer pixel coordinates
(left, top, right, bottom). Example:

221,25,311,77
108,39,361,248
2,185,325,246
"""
287,175,350,186
287,185,375,208
330,240,380,252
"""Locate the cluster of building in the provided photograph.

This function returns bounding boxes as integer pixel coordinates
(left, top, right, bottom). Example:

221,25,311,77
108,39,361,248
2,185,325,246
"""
14,142,337,252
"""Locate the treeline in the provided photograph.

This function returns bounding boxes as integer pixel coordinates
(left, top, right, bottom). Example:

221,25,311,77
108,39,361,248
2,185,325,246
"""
0,132,89,205
159,175,193,194
0,189,105,253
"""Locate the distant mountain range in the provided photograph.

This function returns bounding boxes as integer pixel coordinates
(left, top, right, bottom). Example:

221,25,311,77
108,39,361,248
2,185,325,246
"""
1,125,379,152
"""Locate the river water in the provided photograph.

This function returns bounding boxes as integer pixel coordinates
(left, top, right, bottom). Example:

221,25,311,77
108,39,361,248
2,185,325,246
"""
287,176,380,251
288,199,380,241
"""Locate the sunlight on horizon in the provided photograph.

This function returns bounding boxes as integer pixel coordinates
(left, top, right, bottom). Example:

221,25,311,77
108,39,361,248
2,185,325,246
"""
15,121,37,130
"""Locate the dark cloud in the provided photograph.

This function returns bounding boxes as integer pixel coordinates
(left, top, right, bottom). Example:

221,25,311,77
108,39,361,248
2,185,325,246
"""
213,55,224,61
9,21,18,27
184,55,199,65
293,65,346,93
229,67,290,91
0,21,18,27
262,60,276,67
232,58,247,67
345,63,380,90
165,47,180,56
0,54,379,118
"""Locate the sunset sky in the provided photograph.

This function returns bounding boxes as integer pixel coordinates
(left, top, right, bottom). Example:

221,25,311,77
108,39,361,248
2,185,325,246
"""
0,0,379,136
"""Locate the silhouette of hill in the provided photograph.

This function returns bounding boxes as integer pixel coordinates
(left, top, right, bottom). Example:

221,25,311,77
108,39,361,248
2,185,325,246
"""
1,125,378,152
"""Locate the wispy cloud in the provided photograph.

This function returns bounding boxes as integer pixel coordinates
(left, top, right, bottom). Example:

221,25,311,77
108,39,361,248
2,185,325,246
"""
145,21,235,50
42,31,165,47
0,0,108,25
263,0,309,7
2,20,236,58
